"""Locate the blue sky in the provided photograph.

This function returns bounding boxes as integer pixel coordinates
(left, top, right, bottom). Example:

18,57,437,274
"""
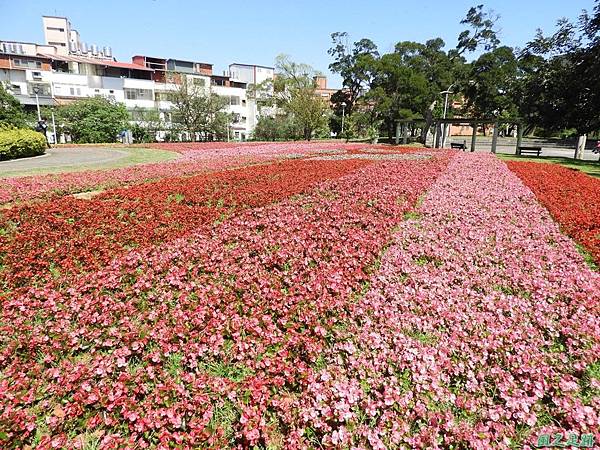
2,0,595,86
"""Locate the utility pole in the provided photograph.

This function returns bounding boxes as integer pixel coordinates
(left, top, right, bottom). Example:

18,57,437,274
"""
51,112,58,146
341,102,346,136
32,86,41,121
439,83,454,148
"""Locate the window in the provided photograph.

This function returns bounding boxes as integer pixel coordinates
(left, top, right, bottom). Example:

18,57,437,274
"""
109,89,114,94
155,91,173,102
192,78,205,87
94,89,100,93
124,88,152,100
47,27,65,32
48,41,66,47
242,99,246,106
32,71,43,80
229,96,241,106
13,59,42,69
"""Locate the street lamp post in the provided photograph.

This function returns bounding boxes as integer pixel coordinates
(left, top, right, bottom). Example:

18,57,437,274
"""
32,86,41,121
341,102,347,136
439,83,454,148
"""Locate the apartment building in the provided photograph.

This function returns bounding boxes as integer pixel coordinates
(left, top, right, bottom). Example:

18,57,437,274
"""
314,75,338,102
0,16,274,140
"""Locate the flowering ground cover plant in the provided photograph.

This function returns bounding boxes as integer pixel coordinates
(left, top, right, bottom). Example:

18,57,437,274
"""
0,142,411,205
295,154,599,448
506,161,600,265
0,147,598,449
0,153,450,448
0,158,370,289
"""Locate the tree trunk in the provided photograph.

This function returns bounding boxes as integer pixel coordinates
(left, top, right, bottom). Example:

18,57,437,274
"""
575,134,586,160
421,100,436,144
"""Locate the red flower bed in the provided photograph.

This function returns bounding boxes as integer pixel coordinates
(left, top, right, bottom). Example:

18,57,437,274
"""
507,161,600,264
0,159,370,290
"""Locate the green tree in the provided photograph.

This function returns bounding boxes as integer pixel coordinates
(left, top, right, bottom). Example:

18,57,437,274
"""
462,46,519,119
517,1,600,136
252,114,299,141
257,55,330,141
171,77,231,141
286,88,330,140
130,107,163,143
0,83,27,128
328,33,379,114
368,39,457,140
56,96,128,143
454,4,501,56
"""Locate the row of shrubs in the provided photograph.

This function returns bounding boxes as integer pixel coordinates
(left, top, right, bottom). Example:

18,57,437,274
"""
0,127,46,161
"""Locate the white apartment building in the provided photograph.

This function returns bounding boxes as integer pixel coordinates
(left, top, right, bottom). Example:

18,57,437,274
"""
228,63,275,132
0,16,274,140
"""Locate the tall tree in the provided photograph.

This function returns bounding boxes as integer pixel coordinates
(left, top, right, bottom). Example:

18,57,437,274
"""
368,39,457,140
286,87,329,140
328,33,379,114
171,76,231,141
517,1,600,137
267,54,330,140
462,46,518,119
454,4,501,56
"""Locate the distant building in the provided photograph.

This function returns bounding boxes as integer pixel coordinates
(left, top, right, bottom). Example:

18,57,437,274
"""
0,16,275,140
313,75,338,102
229,63,275,86
42,15,112,59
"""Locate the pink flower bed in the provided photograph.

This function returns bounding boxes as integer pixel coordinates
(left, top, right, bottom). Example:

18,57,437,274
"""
0,154,450,448
298,154,599,448
0,142,406,205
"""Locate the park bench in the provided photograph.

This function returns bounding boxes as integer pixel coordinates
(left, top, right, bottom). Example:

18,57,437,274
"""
518,146,542,156
450,142,466,151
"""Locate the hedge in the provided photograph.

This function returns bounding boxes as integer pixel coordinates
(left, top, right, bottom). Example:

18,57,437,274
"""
0,128,47,160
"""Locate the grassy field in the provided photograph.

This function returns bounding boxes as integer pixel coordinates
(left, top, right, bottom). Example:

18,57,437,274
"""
0,147,179,178
497,154,600,178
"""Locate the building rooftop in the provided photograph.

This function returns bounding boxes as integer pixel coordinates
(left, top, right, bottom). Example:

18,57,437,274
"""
230,62,274,70
38,53,155,71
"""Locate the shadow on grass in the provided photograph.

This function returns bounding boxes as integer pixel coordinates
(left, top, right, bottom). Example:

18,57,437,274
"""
497,154,600,178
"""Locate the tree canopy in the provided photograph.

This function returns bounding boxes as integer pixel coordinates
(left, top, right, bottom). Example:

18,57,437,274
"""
55,96,129,143
0,84,28,129
254,55,329,141
170,77,231,141
327,1,600,140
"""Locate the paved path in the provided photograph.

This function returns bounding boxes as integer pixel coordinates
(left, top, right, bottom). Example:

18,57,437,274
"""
0,147,129,173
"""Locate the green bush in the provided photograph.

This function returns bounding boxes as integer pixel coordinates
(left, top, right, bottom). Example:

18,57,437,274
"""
0,127,47,160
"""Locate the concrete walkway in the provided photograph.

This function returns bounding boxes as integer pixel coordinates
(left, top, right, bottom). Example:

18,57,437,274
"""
0,147,129,173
